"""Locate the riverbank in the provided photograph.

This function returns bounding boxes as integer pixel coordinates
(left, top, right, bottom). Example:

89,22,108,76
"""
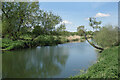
1,35,89,51
71,45,118,79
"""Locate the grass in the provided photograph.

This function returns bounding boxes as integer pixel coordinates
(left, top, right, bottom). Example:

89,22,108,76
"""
70,45,118,79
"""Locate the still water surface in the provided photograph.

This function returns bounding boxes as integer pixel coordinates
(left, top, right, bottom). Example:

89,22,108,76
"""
2,41,98,78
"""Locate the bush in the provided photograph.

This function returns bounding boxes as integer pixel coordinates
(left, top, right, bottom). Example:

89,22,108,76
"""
72,38,79,41
94,25,118,48
33,35,68,46
2,38,36,50
34,35,59,46
5,41,25,50
19,34,33,41
2,35,69,50
2,38,13,49
2,38,26,50
57,36,68,44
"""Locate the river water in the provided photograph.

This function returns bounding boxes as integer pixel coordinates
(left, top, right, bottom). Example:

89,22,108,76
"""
2,41,98,78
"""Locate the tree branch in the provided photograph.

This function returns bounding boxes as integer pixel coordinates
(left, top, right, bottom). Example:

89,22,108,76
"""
83,30,104,51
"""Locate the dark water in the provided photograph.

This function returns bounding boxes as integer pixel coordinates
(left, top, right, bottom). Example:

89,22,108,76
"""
2,41,98,78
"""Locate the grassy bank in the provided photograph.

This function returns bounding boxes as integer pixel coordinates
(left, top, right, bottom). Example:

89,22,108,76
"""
71,45,118,79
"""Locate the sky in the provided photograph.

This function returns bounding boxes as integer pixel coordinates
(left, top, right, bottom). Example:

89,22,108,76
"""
39,2,118,32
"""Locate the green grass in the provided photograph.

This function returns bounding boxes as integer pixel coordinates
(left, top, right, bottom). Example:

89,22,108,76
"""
71,45,118,79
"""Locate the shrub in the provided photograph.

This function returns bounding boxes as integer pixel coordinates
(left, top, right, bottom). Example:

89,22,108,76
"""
2,38,27,50
33,35,60,46
19,34,33,41
5,41,25,50
72,38,79,41
2,38,13,49
94,25,118,48
2,38,35,50
57,36,68,44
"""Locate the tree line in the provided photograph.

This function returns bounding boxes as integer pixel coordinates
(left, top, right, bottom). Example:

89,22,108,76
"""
2,2,66,40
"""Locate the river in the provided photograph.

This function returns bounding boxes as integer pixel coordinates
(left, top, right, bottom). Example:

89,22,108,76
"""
2,41,98,78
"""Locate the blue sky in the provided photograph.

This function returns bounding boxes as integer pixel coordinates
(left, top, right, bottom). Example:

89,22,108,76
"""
39,2,118,32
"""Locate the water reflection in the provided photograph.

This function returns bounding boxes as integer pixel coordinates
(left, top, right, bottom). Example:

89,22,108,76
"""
2,42,97,78
2,46,69,78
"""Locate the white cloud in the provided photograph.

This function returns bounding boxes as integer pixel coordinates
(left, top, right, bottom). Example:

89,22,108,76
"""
61,20,72,24
95,12,110,18
85,12,110,20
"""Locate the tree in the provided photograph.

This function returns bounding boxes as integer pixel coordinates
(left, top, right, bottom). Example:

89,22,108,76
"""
56,24,66,35
57,24,66,32
89,17,101,32
2,2,63,39
2,2,39,39
83,30,104,51
32,26,44,36
38,11,62,35
77,25,84,36
78,22,104,51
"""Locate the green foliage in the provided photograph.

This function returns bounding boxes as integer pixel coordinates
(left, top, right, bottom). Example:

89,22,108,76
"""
2,38,12,49
56,24,66,35
2,2,62,39
77,26,84,36
57,36,68,43
94,25,118,48
33,35,68,46
57,24,66,32
34,35,54,46
71,38,79,41
2,35,69,50
80,36,85,39
85,31,93,35
32,26,45,36
89,17,101,31
2,2,40,39
2,38,26,50
2,38,36,50
5,41,25,50
72,45,118,78
39,11,62,34
19,34,33,41
70,32,78,36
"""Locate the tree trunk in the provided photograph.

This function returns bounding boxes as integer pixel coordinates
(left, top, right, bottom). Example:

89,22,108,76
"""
83,30,104,51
